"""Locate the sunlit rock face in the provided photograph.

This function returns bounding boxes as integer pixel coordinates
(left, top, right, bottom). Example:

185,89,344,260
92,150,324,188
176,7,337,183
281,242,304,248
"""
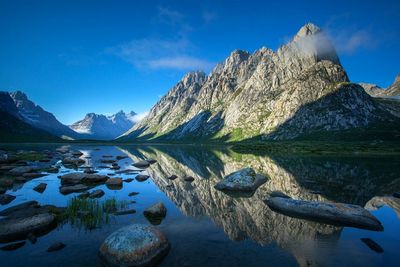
120,23,398,142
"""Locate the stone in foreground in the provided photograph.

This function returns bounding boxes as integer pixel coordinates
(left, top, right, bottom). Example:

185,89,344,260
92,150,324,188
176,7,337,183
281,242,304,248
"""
214,168,267,193
143,202,167,225
132,160,150,169
99,224,169,267
265,197,384,231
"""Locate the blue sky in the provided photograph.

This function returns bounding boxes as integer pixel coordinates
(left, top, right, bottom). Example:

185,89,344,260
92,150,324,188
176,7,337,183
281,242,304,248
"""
0,0,399,124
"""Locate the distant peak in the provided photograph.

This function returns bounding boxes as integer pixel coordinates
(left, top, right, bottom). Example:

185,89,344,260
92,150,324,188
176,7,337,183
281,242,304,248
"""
294,23,321,41
181,71,207,86
10,90,28,101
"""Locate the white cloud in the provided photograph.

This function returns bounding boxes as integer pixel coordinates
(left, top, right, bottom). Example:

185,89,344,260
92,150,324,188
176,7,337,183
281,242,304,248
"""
130,111,149,123
147,56,214,70
330,30,374,54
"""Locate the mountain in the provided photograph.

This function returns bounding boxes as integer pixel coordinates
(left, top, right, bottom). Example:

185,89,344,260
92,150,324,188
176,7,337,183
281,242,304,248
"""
120,23,400,142
0,92,60,142
361,75,400,99
9,91,79,139
70,110,137,140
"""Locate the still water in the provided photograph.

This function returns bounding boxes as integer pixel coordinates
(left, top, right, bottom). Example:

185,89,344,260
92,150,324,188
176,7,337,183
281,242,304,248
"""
0,144,399,267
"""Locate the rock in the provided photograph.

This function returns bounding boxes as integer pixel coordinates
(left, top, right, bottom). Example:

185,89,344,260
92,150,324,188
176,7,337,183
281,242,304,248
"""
113,209,137,216
167,175,177,180
84,168,97,174
132,160,150,169
0,241,26,251
116,155,128,160
146,158,157,164
60,173,108,185
135,174,150,182
361,238,384,253
62,157,85,166
8,166,34,176
265,197,384,231
47,242,66,252
0,201,38,216
183,176,194,182
89,189,105,199
33,183,47,193
128,192,139,197
143,202,167,225
60,184,89,195
101,159,115,164
71,151,83,157
23,173,46,179
0,194,16,205
0,178,13,187
46,167,59,173
393,192,400,198
0,213,56,242
99,224,170,267
105,178,123,189
270,191,291,199
123,178,134,183
0,187,6,194
214,168,267,193
15,177,27,183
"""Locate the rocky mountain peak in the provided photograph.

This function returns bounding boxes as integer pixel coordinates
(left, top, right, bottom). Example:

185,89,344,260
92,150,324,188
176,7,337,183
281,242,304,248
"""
181,71,206,87
294,23,321,41
9,90,28,101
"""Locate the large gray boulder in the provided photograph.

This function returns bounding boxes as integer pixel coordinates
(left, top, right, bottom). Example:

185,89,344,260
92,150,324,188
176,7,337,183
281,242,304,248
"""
8,166,35,176
214,168,267,193
132,160,150,169
143,202,167,225
59,184,89,195
99,224,169,267
265,197,384,231
60,173,108,185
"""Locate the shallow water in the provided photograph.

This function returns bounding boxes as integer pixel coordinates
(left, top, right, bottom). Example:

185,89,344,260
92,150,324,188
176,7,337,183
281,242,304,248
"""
1,144,400,267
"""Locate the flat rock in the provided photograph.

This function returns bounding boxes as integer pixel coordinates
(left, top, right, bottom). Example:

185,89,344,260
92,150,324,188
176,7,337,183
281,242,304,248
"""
0,213,56,242
361,238,384,253
214,168,267,192
265,197,384,231
128,192,139,197
33,183,47,193
0,194,16,205
0,178,13,187
0,241,26,251
113,209,137,216
62,157,85,166
132,160,150,169
123,178,134,183
116,155,128,160
23,173,46,179
99,224,169,267
105,178,123,189
60,184,89,195
135,174,150,182
60,173,108,185
0,201,38,216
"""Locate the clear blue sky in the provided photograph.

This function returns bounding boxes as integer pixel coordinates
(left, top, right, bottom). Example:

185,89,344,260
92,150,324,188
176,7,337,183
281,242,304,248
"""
0,0,399,124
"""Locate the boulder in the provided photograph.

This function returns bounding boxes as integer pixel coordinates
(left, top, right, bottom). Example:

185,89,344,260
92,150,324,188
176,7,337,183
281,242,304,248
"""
183,176,194,182
0,194,16,205
99,224,169,267
135,174,150,182
265,197,384,231
0,201,38,216
33,183,47,194
60,184,89,195
128,192,139,197
62,157,85,166
23,173,47,179
105,178,123,189
0,241,26,251
116,155,128,160
132,160,150,169
0,178,13,187
214,168,267,193
60,173,108,185
47,242,66,252
123,178,134,183
143,202,167,225
361,238,384,253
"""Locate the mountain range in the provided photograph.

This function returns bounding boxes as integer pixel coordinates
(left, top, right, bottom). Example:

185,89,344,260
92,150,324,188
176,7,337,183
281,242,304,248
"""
70,111,137,139
0,91,137,141
119,23,400,142
1,23,399,143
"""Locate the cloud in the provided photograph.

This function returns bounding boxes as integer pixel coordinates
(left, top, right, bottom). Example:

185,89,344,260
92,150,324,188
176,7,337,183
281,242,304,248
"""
147,56,214,70
330,30,375,54
130,111,149,123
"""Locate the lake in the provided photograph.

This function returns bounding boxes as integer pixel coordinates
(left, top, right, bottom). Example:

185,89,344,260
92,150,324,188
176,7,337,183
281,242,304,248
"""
0,144,399,267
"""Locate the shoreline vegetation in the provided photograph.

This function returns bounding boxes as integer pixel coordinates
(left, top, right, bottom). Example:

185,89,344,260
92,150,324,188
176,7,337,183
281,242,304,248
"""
1,140,399,155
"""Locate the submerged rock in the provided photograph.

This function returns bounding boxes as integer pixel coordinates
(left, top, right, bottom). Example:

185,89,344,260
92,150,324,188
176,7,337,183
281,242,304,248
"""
89,189,105,199
128,192,139,197
0,241,26,251
105,178,123,189
33,183,47,193
113,209,137,216
144,202,167,225
132,160,150,169
99,224,169,267
214,168,267,193
361,238,384,253
0,194,16,205
123,178,134,183
47,242,66,252
265,197,384,231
